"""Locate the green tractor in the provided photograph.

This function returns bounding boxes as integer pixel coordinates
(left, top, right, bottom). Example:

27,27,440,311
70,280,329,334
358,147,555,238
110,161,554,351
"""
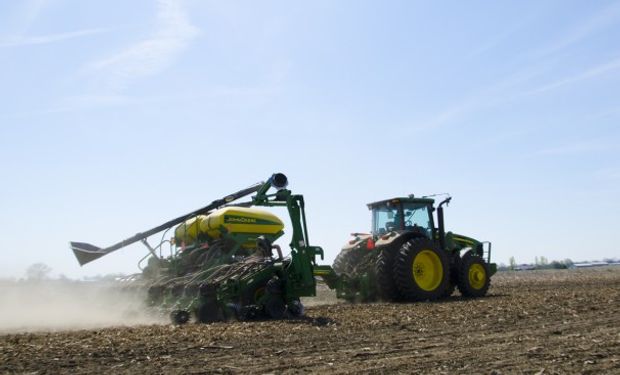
70,173,324,324
317,195,496,302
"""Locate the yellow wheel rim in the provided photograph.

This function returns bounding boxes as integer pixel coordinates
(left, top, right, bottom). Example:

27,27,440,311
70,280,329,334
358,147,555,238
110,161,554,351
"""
412,250,444,291
468,263,486,290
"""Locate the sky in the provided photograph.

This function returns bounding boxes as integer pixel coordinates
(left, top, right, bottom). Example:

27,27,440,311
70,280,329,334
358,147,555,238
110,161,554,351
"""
0,0,618,279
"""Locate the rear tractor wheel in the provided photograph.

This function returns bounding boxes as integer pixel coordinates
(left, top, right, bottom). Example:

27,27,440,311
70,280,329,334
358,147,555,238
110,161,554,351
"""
394,238,449,301
375,248,402,302
332,248,364,276
457,252,490,298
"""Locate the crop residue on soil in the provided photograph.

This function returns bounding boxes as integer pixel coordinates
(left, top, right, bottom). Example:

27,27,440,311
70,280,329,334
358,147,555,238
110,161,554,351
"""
1,267,619,374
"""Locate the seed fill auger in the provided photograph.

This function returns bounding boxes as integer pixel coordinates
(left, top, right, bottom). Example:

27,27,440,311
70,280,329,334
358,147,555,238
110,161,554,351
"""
70,174,496,324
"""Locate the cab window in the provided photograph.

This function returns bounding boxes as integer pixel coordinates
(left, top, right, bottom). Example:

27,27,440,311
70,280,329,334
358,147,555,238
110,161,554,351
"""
372,206,401,235
402,203,432,237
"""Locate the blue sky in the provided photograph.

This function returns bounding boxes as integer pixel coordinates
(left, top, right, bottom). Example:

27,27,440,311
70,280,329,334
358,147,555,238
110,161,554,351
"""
0,0,618,278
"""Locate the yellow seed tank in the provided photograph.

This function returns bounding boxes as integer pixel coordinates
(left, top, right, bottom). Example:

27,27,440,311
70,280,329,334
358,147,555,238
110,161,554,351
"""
174,207,284,248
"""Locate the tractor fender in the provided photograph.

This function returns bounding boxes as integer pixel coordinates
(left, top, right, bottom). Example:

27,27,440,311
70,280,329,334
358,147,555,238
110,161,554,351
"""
341,233,373,252
375,230,427,250
448,232,483,255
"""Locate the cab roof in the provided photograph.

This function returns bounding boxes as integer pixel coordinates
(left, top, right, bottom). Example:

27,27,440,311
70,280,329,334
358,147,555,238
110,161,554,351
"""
367,196,435,209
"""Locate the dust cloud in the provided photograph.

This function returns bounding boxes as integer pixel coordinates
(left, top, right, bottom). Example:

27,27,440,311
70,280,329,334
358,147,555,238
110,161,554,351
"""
0,280,164,333
301,282,339,306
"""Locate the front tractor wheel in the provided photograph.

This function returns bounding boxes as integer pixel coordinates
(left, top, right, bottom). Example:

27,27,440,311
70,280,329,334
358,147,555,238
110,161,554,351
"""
457,253,490,298
394,238,449,301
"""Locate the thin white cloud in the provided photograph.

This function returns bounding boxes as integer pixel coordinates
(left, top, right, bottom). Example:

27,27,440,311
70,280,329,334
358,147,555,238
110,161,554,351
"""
48,94,134,113
594,167,620,180
416,67,548,130
417,3,620,131
589,106,620,120
529,57,620,94
0,28,109,48
463,11,541,60
417,55,620,130
88,0,199,92
537,2,620,58
13,0,49,35
536,139,616,156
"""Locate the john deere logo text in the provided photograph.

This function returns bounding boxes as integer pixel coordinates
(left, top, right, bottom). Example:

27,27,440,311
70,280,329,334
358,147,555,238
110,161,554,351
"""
224,216,257,224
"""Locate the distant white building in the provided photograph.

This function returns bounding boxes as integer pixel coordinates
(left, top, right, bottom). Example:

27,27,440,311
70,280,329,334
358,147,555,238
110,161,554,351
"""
571,261,609,269
514,264,536,271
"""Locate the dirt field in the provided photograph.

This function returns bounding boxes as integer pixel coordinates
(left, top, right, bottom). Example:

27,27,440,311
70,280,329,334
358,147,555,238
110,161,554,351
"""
1,267,619,374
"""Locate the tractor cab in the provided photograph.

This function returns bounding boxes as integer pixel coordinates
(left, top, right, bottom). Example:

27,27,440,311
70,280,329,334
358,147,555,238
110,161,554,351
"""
368,197,435,238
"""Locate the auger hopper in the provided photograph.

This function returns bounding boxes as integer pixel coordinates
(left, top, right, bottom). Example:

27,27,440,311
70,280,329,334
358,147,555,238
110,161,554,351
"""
70,173,325,324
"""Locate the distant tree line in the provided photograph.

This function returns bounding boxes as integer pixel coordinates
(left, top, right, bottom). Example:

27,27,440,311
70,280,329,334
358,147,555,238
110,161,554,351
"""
0,263,128,283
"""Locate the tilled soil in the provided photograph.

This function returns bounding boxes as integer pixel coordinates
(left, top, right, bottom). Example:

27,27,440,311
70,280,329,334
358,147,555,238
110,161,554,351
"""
1,268,619,374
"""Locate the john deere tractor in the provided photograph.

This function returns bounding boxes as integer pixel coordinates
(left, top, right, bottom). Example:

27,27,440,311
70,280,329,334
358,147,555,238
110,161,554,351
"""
317,195,496,302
